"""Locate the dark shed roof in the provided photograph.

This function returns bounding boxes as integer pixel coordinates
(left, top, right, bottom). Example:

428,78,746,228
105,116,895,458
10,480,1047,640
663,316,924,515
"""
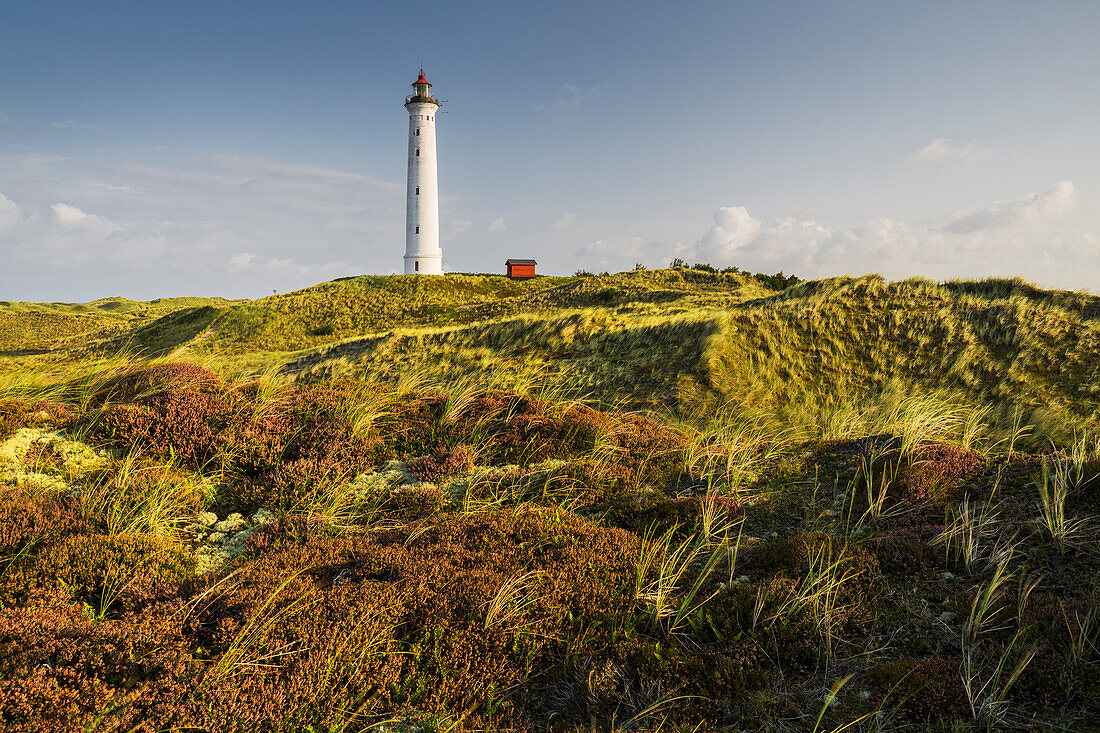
505,259,537,265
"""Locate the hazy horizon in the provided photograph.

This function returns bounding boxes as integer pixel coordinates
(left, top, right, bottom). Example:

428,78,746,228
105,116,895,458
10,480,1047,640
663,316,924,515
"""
2,0,1098,301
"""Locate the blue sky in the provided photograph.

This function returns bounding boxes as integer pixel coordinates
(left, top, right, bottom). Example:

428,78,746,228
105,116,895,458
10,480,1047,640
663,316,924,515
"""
1,0,1098,300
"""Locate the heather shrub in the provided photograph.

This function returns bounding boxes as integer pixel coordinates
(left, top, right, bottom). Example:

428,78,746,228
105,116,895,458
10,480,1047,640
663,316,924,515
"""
383,484,452,520
597,637,772,724
871,521,945,575
607,491,740,534
0,398,73,440
0,399,31,440
484,402,605,463
406,443,477,483
82,458,212,536
224,384,379,509
379,390,685,490
21,441,65,473
189,507,639,727
867,656,967,725
93,362,221,404
0,602,201,732
1014,591,1100,706
741,533,881,637
95,387,239,466
899,443,985,503
45,533,195,617
0,483,84,554
380,392,447,457
601,411,687,487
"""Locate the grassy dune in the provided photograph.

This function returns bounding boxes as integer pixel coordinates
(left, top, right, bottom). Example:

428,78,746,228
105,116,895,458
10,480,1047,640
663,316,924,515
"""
0,296,238,354
0,269,1098,731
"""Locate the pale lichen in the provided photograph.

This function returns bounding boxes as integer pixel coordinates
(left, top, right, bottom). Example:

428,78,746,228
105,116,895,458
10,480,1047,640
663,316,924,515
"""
0,427,104,492
190,508,276,574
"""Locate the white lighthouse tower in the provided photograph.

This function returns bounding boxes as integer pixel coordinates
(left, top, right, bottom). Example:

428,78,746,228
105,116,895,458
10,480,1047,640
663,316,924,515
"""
404,69,443,275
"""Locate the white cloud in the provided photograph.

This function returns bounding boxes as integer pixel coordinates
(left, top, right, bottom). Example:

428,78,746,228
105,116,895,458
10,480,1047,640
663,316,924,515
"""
445,218,473,240
0,150,406,300
50,202,119,232
487,216,506,233
0,193,22,234
547,212,578,231
694,206,763,261
227,251,349,278
944,180,1078,234
688,181,1095,288
227,252,258,271
557,83,599,106
910,137,992,165
575,236,686,269
527,84,600,110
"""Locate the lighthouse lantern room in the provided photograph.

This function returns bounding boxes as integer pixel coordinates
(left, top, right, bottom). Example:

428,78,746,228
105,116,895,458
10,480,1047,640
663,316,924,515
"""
404,69,443,275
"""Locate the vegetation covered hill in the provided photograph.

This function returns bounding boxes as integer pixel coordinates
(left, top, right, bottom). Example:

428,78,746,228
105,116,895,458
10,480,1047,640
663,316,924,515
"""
0,296,238,353
0,268,1098,731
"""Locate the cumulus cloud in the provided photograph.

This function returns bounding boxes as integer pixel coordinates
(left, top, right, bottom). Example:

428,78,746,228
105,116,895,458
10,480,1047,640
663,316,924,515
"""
547,212,578,231
50,202,120,232
943,180,1078,234
487,217,506,233
909,138,992,165
694,206,763,260
0,193,22,234
688,180,1095,289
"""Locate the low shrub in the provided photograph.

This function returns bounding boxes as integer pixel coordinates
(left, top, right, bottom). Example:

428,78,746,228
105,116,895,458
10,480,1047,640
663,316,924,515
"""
45,533,195,617
899,443,985,503
0,398,73,440
742,533,881,637
406,443,478,484
227,384,380,509
188,507,639,728
871,521,945,575
0,483,84,554
96,388,239,466
94,362,221,404
867,656,967,725
0,602,201,732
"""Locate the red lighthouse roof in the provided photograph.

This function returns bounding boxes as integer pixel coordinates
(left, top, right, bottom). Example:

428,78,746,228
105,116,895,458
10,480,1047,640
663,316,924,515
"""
413,68,431,87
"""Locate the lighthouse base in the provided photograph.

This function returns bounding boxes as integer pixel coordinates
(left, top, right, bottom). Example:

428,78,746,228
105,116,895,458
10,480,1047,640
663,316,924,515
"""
404,254,443,275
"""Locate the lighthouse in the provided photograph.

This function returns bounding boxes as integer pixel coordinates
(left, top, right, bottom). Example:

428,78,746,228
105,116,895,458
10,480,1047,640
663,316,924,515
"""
404,69,442,275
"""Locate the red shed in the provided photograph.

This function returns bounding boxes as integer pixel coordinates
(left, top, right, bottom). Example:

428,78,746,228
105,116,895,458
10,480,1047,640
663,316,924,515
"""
506,258,537,279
